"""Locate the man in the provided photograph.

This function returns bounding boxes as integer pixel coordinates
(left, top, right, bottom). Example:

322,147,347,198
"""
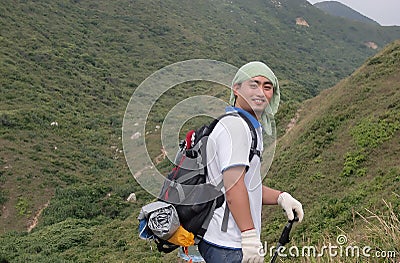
198,61,304,263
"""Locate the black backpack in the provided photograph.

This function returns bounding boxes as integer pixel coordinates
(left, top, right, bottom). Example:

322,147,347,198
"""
154,111,261,253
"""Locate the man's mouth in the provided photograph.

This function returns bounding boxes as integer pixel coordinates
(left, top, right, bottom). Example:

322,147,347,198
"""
252,98,266,104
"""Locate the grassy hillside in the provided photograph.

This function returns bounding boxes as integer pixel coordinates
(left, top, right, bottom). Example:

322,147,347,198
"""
263,40,399,261
2,0,397,234
1,39,398,262
0,0,399,262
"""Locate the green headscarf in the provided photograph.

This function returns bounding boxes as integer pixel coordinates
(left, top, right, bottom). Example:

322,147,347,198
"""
229,61,280,134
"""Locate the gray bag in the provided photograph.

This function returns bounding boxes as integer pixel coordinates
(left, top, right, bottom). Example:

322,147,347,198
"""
138,201,180,240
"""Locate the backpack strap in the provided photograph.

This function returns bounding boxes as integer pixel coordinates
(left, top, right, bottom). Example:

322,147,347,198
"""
221,198,230,232
216,111,261,232
236,111,261,162
217,112,261,162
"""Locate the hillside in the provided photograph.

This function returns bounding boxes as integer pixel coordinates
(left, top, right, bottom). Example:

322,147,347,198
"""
0,0,400,262
314,1,380,25
264,40,399,258
1,38,398,263
2,0,399,234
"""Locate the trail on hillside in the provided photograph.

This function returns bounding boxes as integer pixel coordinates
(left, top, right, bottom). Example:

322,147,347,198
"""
286,108,302,133
27,201,50,232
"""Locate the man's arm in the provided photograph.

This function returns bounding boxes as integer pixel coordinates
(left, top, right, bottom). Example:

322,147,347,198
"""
223,166,265,262
223,166,254,231
262,185,304,222
262,185,281,205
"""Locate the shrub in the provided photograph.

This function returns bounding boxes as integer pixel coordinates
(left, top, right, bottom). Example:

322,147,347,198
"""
40,185,110,225
351,116,400,150
16,197,30,216
340,151,366,177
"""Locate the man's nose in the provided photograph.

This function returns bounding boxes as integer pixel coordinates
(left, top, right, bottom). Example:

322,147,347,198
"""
255,85,265,96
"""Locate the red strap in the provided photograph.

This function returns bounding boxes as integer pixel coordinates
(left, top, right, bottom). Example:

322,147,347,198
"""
185,130,195,149
164,155,187,201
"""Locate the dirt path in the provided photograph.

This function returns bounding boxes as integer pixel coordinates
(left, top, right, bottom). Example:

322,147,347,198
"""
154,147,167,165
286,108,302,133
27,201,50,232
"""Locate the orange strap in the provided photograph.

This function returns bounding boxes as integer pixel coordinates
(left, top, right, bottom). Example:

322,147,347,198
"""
183,247,193,263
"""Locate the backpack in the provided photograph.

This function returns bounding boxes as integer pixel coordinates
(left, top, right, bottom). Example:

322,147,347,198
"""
139,111,261,253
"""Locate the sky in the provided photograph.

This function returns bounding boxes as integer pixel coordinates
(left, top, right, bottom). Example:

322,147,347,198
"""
307,0,400,26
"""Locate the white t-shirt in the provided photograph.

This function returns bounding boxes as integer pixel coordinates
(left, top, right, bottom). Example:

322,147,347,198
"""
203,108,264,249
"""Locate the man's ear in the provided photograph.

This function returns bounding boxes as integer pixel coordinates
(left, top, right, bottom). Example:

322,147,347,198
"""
232,83,240,96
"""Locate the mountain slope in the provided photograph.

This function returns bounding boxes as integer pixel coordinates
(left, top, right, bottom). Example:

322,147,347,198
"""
1,39,398,263
3,0,398,233
314,1,380,25
264,40,400,244
0,0,400,261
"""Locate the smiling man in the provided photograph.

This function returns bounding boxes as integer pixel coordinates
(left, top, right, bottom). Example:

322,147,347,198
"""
233,76,274,119
198,61,304,263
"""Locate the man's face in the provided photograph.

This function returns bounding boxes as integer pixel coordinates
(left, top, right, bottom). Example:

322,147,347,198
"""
233,76,274,118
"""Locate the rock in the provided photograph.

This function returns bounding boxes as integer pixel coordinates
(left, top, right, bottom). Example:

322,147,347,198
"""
296,17,310,27
130,132,141,140
364,41,378,49
127,193,137,203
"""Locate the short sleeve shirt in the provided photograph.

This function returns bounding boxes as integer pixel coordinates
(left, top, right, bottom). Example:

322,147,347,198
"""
203,107,264,249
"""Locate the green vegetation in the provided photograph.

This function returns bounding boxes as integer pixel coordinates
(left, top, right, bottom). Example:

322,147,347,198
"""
351,115,400,149
264,40,400,261
0,0,399,262
341,111,400,177
340,150,366,177
15,197,30,216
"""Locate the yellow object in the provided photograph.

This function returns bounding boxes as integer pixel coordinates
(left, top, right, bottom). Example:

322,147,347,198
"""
167,225,195,247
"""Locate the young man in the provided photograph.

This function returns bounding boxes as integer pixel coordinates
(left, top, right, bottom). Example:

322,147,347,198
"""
198,61,304,263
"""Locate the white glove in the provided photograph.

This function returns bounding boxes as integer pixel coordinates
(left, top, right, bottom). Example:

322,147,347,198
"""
241,229,264,263
277,192,304,222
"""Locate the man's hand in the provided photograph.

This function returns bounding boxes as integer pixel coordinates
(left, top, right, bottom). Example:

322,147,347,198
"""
277,192,304,222
241,229,264,263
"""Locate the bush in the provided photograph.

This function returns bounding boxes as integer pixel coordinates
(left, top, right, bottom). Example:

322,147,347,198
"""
40,184,130,226
351,115,400,150
341,151,366,177
0,219,94,262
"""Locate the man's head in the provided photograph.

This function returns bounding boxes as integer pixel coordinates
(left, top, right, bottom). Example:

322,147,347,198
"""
230,61,280,117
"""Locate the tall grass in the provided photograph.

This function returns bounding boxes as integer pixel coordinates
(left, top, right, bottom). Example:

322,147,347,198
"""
272,196,399,262
355,196,399,262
